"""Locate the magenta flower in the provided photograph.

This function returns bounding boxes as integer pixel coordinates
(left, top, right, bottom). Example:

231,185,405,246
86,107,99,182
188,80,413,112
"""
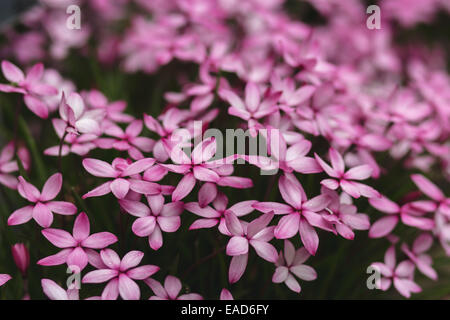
82,157,157,199
0,274,12,287
0,142,30,189
185,192,257,235
8,173,77,227
58,92,103,135
368,195,435,238
220,288,233,300
38,212,118,272
102,120,155,160
44,119,98,157
0,60,57,118
220,82,280,137
11,243,30,276
143,108,190,162
82,249,159,300
86,89,133,124
272,240,317,293
163,137,252,202
401,233,437,280
411,174,450,217
320,188,370,240
225,211,278,284
315,147,380,198
41,279,80,300
371,246,421,298
253,173,332,255
145,276,203,300
119,197,183,250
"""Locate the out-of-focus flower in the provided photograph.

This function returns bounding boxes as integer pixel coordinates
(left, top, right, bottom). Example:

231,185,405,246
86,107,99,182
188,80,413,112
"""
0,274,11,287
370,246,421,298
0,60,57,118
272,240,317,293
220,288,233,300
145,276,203,300
0,142,30,189
11,243,30,276
401,233,437,280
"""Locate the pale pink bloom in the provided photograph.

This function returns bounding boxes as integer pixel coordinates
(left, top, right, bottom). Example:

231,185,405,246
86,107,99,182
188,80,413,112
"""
185,192,257,235
41,279,80,300
270,75,316,114
320,188,370,240
272,240,317,293
411,174,450,217
8,173,77,228
145,276,203,300
83,249,159,300
268,135,322,174
102,120,155,160
87,90,133,123
371,246,421,298
0,142,30,189
220,288,233,300
11,243,30,276
0,60,57,118
401,233,437,280
38,212,118,272
315,147,380,198
41,69,76,112
220,82,280,137
163,137,252,202
119,197,183,250
59,92,103,135
253,173,332,255
0,274,11,287
143,108,190,162
225,211,278,283
45,119,98,157
82,157,156,199
368,195,435,238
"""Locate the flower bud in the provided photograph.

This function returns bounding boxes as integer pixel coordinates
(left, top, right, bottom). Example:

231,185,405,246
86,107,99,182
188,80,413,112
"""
11,243,30,276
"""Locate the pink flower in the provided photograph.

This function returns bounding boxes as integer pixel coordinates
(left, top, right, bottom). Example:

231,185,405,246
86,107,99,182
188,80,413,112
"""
143,108,190,162
11,243,30,276
86,89,133,124
0,60,57,118
225,211,278,284
44,119,98,157
401,233,437,280
220,288,233,300
8,173,77,227
371,246,421,298
411,174,450,217
58,92,103,135
82,157,156,199
220,82,280,137
185,192,257,235
253,173,332,255
0,274,12,287
38,212,118,272
163,137,252,202
272,240,317,293
102,120,155,160
315,147,380,198
145,276,203,300
119,197,183,250
0,142,30,189
368,195,435,238
41,279,79,300
320,188,370,240
82,249,159,300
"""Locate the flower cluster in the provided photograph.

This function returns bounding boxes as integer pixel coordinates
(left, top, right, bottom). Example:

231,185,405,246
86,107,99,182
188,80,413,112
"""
0,0,449,300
